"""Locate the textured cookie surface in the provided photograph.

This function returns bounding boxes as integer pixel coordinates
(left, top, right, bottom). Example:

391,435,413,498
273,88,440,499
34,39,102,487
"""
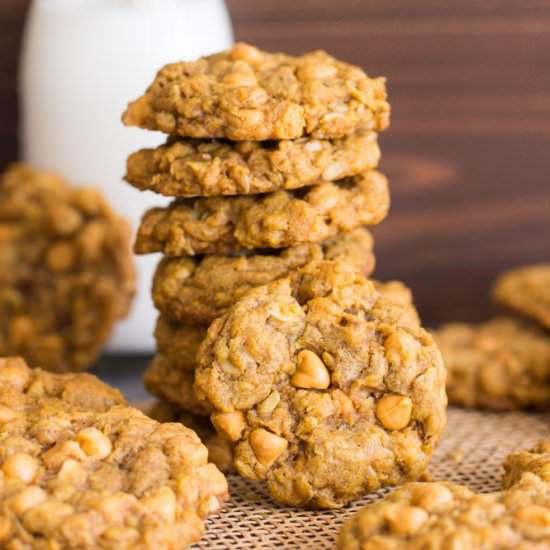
337,475,550,550
0,358,228,549
0,164,135,372
503,441,550,489
135,170,389,256
153,228,375,325
126,131,380,197
195,260,446,508
148,400,234,474
435,317,550,411
123,42,390,140
493,264,550,330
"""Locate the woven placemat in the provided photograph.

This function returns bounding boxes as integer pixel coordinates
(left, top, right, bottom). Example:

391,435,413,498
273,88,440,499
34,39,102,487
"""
195,407,550,549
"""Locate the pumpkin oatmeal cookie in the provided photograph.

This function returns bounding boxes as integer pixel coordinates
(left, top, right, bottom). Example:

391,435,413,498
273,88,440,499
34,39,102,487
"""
123,42,389,141
337,474,550,549
126,131,380,197
152,227,375,325
135,170,389,256
195,260,446,508
493,264,550,331
0,164,135,373
0,357,228,549
503,441,550,488
435,317,550,411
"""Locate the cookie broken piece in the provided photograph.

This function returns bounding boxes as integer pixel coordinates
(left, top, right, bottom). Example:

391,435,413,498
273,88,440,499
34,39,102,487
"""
0,164,135,372
0,357,228,549
493,264,550,331
126,131,380,197
503,441,550,489
195,260,446,508
135,170,389,256
337,474,550,549
435,317,550,411
152,228,376,325
122,42,390,141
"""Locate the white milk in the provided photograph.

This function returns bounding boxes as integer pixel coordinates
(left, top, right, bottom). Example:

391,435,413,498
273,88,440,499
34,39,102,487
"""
19,0,233,352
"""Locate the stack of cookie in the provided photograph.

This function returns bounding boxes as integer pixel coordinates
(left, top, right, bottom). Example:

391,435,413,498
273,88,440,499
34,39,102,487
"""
122,44,390,435
436,263,550,411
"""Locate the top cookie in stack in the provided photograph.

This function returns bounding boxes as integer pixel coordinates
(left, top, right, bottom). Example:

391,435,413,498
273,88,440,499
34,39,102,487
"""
122,42,391,421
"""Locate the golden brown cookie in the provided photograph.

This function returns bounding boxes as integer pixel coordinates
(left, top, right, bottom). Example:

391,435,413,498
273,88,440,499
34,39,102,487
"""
337,474,550,550
147,400,234,474
503,441,550,489
126,131,380,197
493,264,550,331
435,317,550,411
195,260,446,508
135,170,389,256
0,357,228,549
123,42,390,140
152,228,376,325
0,164,135,372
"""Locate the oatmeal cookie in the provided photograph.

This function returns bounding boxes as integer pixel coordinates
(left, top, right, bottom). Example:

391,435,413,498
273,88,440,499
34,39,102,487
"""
435,317,550,411
123,42,390,141
148,400,234,474
135,170,389,256
493,264,550,331
0,357,228,549
503,441,550,489
337,474,550,549
0,164,135,373
126,131,380,197
152,228,376,325
195,260,446,508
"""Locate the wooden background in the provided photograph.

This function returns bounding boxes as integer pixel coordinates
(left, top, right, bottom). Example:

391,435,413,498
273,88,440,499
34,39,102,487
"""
1,1,549,325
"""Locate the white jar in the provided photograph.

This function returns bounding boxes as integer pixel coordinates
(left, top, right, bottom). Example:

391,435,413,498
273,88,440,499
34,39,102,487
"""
19,0,234,352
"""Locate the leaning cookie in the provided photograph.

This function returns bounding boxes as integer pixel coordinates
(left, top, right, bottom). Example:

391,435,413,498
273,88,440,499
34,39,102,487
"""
135,170,389,256
152,228,376,325
0,164,135,372
195,260,446,508
0,357,228,549
493,264,550,331
147,400,234,474
126,131,380,197
503,441,550,489
337,474,550,549
123,42,389,141
435,317,550,411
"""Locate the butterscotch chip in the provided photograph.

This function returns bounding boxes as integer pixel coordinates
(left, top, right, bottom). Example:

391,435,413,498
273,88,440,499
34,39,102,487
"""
126,131,380,197
503,441,550,489
195,260,446,508
493,264,550,331
435,317,550,411
0,164,135,372
337,475,550,549
0,358,228,549
122,42,390,140
147,400,234,474
153,228,375,325
135,170,389,256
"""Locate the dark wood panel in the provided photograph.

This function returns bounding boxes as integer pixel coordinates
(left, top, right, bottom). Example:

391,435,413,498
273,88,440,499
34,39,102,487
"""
1,1,549,325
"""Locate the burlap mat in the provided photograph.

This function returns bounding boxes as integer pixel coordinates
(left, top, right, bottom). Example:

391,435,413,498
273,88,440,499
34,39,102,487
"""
195,407,550,549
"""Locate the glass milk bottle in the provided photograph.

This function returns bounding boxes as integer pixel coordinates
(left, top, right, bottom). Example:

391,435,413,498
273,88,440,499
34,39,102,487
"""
19,0,234,352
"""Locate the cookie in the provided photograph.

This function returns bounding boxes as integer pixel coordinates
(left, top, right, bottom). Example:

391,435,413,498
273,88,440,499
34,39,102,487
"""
0,357,228,549
0,164,135,372
123,42,390,141
135,170,389,256
337,474,550,549
152,228,376,325
493,264,550,331
434,317,550,411
126,131,380,197
147,400,234,474
503,441,550,489
195,260,446,508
